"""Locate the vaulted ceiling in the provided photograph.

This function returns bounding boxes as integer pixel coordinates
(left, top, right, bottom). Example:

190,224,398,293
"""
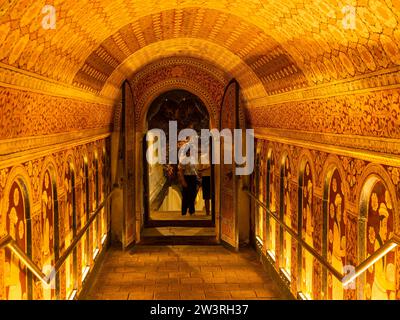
1,0,400,104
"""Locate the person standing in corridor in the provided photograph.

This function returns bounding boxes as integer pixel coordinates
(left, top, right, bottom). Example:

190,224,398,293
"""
178,138,199,216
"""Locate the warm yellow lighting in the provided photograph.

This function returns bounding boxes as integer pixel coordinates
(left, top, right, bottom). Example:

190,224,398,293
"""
280,268,291,282
68,290,77,301
101,234,107,245
298,292,312,300
342,243,398,287
93,248,100,260
82,266,90,282
256,236,263,247
267,250,276,261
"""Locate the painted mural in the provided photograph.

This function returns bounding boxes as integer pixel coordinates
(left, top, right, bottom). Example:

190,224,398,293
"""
80,158,89,276
91,154,99,257
64,163,75,298
267,151,277,257
301,161,314,299
4,180,30,300
256,140,266,242
365,181,395,300
100,151,107,239
0,138,110,300
251,134,400,300
281,156,292,277
41,168,57,300
327,169,346,300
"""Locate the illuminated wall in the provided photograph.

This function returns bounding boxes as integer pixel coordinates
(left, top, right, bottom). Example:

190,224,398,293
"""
251,136,400,300
1,0,400,301
0,138,111,300
299,160,314,299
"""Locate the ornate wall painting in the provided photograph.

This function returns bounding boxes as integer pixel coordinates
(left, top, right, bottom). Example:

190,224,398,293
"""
0,137,110,300
79,159,89,274
267,150,277,258
103,142,111,237
255,139,265,242
255,140,261,239
64,163,76,298
250,141,257,241
220,80,240,249
0,87,114,141
300,161,314,299
365,181,395,300
260,141,268,243
248,88,400,143
4,180,31,300
281,155,292,278
91,154,99,256
250,137,400,300
41,168,58,300
122,81,136,248
289,180,299,295
327,169,346,300
100,150,107,239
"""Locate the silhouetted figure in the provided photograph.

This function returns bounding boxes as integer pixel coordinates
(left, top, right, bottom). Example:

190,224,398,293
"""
178,140,198,216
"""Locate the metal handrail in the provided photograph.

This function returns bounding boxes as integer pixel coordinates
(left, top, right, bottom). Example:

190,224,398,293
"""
245,188,400,286
0,187,118,285
0,235,48,284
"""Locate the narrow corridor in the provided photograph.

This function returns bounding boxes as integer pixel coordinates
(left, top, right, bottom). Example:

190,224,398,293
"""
2,0,400,303
84,245,283,300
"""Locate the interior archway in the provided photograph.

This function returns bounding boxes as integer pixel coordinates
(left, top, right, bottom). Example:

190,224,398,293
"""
142,89,216,233
1,0,400,302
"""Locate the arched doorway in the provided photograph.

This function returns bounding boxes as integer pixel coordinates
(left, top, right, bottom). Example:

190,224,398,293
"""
143,90,216,228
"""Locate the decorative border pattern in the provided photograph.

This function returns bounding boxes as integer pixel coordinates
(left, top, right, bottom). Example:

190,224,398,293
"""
254,128,400,157
252,135,400,300
0,64,113,106
248,66,400,107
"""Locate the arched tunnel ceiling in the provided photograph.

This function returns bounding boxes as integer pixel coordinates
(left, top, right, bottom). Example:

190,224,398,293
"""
1,0,400,103
99,39,269,102
72,7,307,97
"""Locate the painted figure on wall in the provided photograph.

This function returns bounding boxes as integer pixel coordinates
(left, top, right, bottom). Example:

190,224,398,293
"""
282,156,292,276
268,151,277,257
100,151,106,238
80,159,89,274
41,169,56,300
64,163,75,298
4,181,29,300
365,182,395,300
91,155,99,255
327,169,346,300
301,162,314,299
256,140,266,241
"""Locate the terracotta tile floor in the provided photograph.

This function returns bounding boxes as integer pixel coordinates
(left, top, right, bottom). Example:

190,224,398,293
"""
150,211,212,221
83,245,284,300
142,227,215,237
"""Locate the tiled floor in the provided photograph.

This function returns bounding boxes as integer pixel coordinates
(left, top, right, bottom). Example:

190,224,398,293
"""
83,245,284,300
150,211,212,221
142,227,215,237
